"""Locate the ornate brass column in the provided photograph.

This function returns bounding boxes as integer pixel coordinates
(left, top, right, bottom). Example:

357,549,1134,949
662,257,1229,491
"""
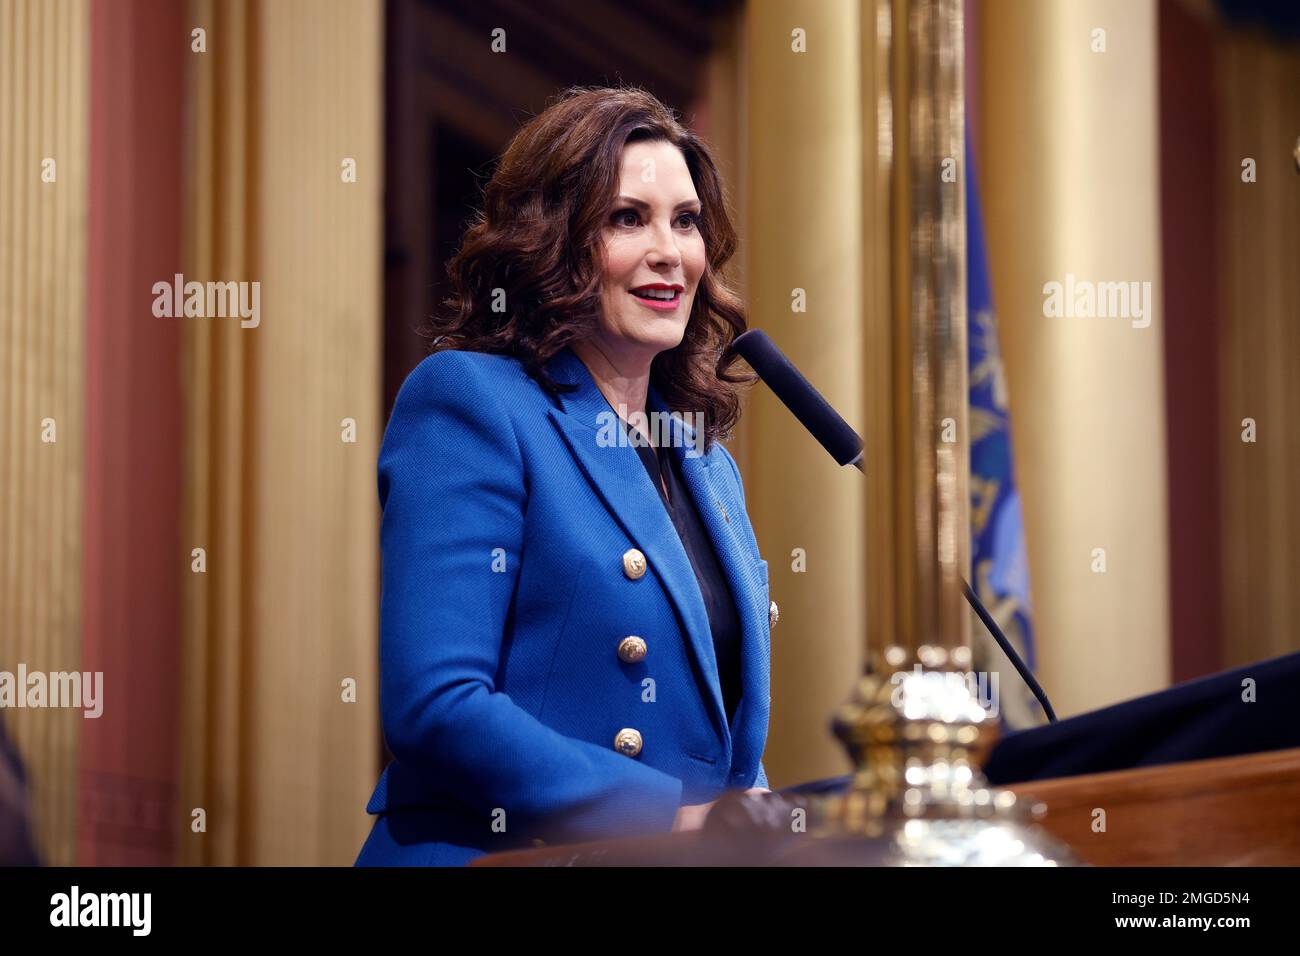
802,0,1077,866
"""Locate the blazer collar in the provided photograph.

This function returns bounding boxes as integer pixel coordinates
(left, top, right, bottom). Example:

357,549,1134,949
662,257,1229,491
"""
543,346,766,760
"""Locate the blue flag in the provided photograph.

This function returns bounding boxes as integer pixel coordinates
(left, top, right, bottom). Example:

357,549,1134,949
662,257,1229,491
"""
966,138,1040,728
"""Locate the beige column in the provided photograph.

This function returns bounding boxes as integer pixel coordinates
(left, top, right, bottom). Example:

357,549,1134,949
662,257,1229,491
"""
978,0,1169,714
0,0,90,865
180,0,381,865
732,0,868,787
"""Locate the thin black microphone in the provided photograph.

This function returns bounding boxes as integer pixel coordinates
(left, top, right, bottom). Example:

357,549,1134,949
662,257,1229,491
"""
729,330,865,470
728,328,1058,724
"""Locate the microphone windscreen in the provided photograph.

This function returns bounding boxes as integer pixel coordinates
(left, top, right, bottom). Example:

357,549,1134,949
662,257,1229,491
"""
729,329,864,467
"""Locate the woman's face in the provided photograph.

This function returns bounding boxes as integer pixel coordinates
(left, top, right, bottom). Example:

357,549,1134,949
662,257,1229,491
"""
593,139,707,369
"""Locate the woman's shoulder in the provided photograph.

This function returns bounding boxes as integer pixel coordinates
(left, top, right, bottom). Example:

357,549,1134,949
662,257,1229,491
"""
399,347,532,392
381,351,540,484
382,349,559,467
393,348,546,415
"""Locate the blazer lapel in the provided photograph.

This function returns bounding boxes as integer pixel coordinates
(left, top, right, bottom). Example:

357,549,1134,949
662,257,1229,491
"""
544,347,732,753
656,392,770,769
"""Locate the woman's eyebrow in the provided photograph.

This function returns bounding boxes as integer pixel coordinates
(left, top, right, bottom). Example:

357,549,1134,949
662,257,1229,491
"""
616,195,702,211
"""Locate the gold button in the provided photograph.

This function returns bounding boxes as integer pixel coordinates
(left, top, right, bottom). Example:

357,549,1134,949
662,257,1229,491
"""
769,600,779,628
617,635,647,664
622,548,647,580
613,728,643,757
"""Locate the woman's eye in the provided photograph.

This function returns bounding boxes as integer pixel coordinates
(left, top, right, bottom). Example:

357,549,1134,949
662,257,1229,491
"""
611,209,699,229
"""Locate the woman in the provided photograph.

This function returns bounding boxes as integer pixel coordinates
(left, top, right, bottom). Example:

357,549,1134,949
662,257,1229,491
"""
356,86,774,866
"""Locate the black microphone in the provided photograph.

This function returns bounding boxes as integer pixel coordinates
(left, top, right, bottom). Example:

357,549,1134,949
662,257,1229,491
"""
729,330,865,470
727,328,1058,724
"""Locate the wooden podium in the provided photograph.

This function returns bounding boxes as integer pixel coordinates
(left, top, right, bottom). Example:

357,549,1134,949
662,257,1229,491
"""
1002,747,1300,866
472,747,1300,866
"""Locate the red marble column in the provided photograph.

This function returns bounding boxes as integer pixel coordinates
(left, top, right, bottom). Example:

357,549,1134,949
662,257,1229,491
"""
81,0,186,865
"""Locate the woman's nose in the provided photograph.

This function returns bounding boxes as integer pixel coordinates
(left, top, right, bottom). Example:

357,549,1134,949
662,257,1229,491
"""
645,221,682,266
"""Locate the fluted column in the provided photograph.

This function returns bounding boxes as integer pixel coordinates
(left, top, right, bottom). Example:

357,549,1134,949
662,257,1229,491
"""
180,0,381,865
0,0,90,865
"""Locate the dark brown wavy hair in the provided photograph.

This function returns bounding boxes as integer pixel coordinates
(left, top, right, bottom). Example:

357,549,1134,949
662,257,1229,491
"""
427,85,752,449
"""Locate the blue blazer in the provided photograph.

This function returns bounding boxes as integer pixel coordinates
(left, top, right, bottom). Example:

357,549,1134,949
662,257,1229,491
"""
355,345,771,866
